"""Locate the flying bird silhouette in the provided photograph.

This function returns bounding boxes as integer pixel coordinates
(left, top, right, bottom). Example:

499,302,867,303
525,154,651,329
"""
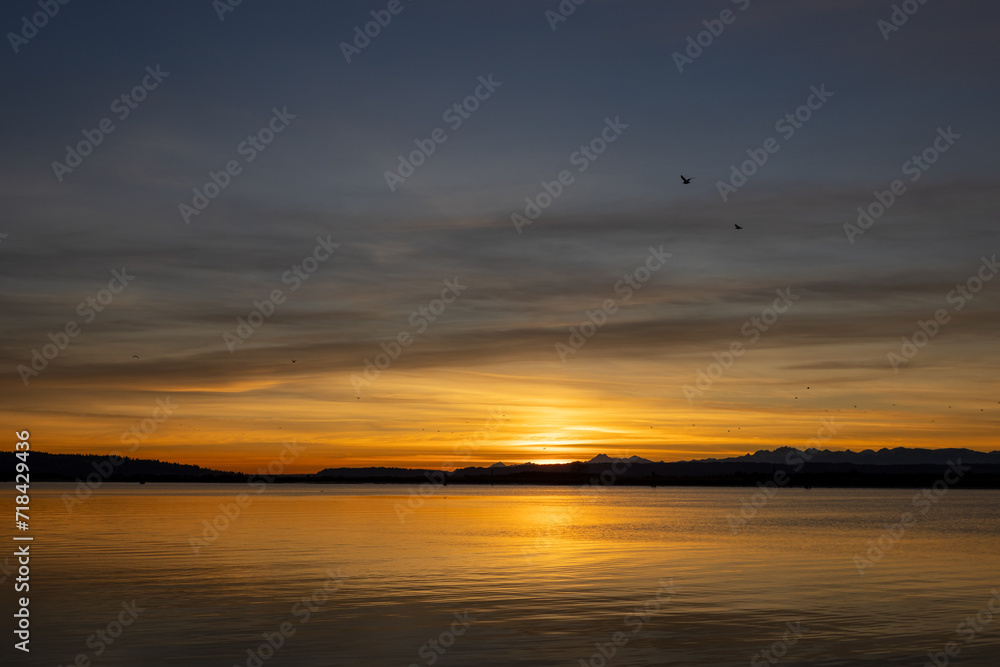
735,224,743,230
132,355,139,359
680,175,692,184
291,360,297,363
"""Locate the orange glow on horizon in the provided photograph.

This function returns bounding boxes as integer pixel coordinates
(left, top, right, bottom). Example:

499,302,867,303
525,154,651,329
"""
6,352,997,474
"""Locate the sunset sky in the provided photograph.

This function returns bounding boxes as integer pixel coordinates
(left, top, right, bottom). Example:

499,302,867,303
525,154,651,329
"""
2,0,998,473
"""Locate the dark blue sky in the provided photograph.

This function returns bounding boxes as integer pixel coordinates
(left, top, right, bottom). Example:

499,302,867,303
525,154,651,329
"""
3,0,997,215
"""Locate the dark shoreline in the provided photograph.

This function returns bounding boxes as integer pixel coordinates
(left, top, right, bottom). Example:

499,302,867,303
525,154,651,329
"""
12,471,1000,489
7,450,1000,488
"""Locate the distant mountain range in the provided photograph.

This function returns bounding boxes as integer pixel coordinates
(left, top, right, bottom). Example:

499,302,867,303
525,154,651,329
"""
312,449,1000,487
704,446,1000,466
314,448,1000,477
5,448,1000,487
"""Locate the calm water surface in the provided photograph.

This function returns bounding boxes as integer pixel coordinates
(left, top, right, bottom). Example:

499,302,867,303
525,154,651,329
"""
3,484,999,666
